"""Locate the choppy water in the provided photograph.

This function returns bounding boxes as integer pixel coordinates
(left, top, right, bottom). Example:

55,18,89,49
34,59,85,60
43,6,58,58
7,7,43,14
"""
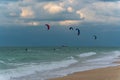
0,47,120,80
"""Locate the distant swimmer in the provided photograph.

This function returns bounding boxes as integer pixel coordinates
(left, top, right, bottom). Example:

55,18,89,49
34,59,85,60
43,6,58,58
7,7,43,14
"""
25,48,28,51
53,48,56,51
61,45,68,47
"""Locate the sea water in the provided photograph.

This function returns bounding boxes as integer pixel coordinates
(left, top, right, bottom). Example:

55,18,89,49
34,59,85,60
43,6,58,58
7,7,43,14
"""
0,47,120,80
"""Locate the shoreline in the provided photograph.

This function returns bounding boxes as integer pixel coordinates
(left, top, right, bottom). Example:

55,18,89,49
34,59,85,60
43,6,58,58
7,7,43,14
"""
50,65,120,80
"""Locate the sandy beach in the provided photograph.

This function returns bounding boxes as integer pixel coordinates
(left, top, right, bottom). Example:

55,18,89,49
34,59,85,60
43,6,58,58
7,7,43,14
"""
50,65,120,80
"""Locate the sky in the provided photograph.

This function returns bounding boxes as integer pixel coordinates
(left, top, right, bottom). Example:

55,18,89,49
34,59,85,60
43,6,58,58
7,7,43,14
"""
0,0,120,47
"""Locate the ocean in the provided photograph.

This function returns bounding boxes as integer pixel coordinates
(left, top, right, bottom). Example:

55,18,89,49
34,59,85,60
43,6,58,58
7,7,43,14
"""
0,47,120,80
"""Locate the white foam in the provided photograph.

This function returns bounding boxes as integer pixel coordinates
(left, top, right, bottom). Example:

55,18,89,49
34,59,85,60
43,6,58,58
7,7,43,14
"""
0,76,9,80
0,58,77,80
77,52,96,57
49,50,120,80
85,50,120,65
1,50,120,80
0,60,5,64
43,51,120,80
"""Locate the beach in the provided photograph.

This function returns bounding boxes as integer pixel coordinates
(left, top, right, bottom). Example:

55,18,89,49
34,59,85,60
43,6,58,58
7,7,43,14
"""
50,65,120,80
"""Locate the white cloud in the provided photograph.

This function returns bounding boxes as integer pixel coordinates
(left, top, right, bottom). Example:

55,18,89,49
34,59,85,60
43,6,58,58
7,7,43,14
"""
9,12,17,17
76,1,120,23
14,19,40,26
0,0,120,26
67,7,73,13
43,3,65,14
76,10,85,19
68,0,75,4
27,21,40,26
59,20,80,26
20,7,35,18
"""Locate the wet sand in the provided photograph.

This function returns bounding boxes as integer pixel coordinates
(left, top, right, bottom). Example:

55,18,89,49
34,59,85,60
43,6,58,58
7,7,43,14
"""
50,66,120,80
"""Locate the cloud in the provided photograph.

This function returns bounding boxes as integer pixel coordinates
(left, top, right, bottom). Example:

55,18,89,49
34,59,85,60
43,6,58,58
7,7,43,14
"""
76,1,120,23
9,12,18,17
43,3,65,14
67,7,74,13
20,7,35,18
26,21,40,26
0,0,120,27
37,0,60,2
0,0,94,26
100,0,120,2
59,20,80,26
0,0,60,2
0,0,19,2
76,10,85,19
68,0,75,3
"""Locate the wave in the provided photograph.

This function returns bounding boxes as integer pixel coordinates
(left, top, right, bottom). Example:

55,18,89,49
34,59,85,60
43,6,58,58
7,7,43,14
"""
1,48,120,80
0,60,5,64
85,50,120,64
0,57,77,80
0,76,9,80
77,52,96,58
